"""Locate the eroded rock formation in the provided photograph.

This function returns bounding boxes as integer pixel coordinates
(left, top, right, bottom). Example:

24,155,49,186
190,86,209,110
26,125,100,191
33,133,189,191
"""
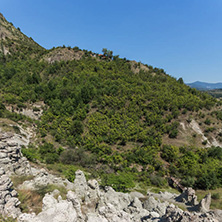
17,170,220,222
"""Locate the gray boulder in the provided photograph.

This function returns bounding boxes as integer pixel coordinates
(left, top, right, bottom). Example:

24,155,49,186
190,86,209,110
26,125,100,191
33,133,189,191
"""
143,196,168,217
73,169,89,202
163,204,219,222
18,193,78,222
175,187,198,206
198,193,211,213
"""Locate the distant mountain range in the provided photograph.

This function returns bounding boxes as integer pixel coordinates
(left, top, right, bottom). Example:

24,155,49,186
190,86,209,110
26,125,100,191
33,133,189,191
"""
187,81,222,90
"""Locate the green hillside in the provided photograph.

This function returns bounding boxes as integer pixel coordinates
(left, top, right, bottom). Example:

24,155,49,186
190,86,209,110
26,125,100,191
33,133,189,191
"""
1,14,222,192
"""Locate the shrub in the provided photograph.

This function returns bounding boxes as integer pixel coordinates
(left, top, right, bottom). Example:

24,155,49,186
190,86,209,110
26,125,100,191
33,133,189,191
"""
202,140,208,145
60,148,96,167
169,129,178,138
101,172,135,192
212,193,220,200
195,172,219,190
21,146,38,163
150,175,167,187
204,118,211,125
33,107,40,112
45,153,59,164
181,176,195,187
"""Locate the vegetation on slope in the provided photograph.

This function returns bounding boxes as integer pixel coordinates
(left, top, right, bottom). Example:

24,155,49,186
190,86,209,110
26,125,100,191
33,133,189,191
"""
1,16,222,192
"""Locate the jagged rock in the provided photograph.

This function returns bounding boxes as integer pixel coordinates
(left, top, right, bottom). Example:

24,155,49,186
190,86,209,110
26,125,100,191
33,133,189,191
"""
19,168,74,190
18,193,78,222
175,187,198,206
73,169,89,201
0,133,31,176
130,191,145,199
98,203,132,222
143,196,167,217
198,193,211,213
126,197,143,214
163,204,219,222
98,186,131,211
0,168,21,218
88,179,99,190
86,213,108,222
17,213,36,222
6,168,221,222
67,191,84,220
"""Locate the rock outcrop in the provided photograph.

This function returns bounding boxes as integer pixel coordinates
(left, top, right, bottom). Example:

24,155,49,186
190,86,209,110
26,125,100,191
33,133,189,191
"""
0,167,21,218
0,133,218,222
18,192,78,222
163,204,218,222
0,132,31,176
19,168,74,190
17,170,220,222
176,187,198,206
198,193,211,213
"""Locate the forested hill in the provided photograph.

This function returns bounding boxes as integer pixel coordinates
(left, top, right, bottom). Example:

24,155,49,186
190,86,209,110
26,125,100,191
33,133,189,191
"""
1,13,222,191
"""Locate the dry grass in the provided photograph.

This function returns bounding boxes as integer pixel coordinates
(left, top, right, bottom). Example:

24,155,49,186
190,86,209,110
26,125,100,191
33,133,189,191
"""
18,189,43,214
17,184,68,214
11,175,34,188
196,188,222,210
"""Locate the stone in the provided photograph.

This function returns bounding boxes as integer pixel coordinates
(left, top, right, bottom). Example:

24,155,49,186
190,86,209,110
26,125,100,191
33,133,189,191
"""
18,194,78,222
163,204,219,222
86,213,108,222
19,169,74,191
88,179,99,189
0,168,21,218
149,211,160,218
175,187,198,206
143,196,168,217
0,134,31,176
98,186,131,210
129,191,145,199
67,191,83,220
198,193,211,213
74,170,88,201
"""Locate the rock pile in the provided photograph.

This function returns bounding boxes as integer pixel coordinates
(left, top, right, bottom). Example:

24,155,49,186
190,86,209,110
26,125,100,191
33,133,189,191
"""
0,132,31,176
0,167,21,218
176,187,199,206
17,170,220,222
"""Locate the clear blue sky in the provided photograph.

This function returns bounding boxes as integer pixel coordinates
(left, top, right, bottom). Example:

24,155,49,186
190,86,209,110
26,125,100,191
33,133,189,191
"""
1,0,222,83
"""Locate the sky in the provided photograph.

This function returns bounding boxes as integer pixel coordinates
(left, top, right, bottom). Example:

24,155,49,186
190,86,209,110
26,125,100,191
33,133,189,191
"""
1,0,222,83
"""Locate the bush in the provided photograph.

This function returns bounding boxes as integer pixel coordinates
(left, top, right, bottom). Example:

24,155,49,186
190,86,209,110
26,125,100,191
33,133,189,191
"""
195,173,219,190
169,129,178,138
150,175,167,187
21,146,38,163
39,142,55,156
204,118,211,125
212,193,220,200
60,148,96,167
101,172,135,192
202,140,208,145
45,153,59,164
181,176,195,187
